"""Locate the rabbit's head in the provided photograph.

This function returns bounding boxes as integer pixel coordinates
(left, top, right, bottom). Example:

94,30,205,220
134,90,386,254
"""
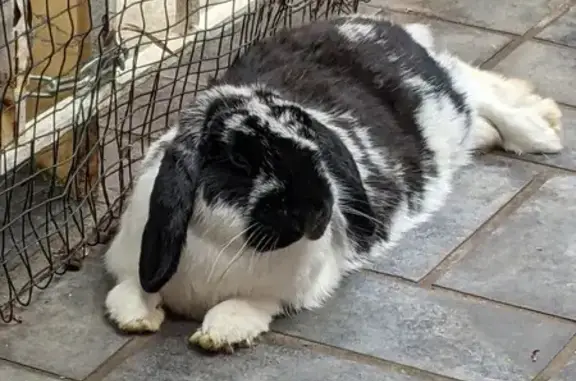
195,87,335,250
139,86,336,293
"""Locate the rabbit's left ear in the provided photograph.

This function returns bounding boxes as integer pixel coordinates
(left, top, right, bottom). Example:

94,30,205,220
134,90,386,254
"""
139,138,200,293
307,117,377,252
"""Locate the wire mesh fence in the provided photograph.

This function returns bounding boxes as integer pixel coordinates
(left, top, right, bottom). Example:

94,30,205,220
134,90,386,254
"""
0,0,363,323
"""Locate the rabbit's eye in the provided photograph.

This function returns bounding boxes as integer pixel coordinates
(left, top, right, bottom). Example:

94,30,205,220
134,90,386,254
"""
229,152,252,174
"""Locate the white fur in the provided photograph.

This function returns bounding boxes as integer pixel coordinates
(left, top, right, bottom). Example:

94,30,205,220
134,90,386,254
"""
104,21,563,351
189,298,280,350
404,23,435,51
338,21,377,42
106,278,164,332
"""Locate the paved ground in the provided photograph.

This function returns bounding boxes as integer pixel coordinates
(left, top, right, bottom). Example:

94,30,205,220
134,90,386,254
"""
1,0,576,380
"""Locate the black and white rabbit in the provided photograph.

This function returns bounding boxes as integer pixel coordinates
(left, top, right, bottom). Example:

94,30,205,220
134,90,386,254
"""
104,15,563,352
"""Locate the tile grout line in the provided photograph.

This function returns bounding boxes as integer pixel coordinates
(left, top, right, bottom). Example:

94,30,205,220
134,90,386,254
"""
487,151,576,175
377,6,522,38
480,1,574,69
363,269,576,326
82,336,154,381
418,172,551,287
265,331,466,381
533,36,576,51
432,283,576,325
491,151,576,175
0,357,77,381
533,333,576,381
558,101,576,110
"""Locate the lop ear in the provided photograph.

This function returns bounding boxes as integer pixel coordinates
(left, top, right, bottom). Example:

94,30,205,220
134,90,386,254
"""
139,141,199,293
307,117,377,253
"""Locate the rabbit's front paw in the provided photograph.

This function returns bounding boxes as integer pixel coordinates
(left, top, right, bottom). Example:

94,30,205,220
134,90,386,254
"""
113,307,165,333
105,280,165,333
189,299,276,353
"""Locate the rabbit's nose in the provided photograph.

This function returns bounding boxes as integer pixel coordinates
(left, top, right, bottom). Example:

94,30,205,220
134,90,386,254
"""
303,200,332,240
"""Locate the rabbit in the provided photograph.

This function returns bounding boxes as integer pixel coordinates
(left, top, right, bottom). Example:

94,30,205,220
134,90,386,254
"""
104,14,563,353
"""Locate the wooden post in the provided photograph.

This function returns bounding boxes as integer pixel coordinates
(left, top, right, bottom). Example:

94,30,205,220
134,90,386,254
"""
27,0,100,200
0,0,22,149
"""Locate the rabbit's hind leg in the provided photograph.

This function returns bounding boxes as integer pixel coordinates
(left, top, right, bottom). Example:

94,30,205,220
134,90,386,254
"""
456,60,563,155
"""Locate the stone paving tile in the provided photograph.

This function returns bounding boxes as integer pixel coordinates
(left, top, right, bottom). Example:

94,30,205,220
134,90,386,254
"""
102,321,441,381
538,5,576,48
0,361,60,381
0,257,130,380
0,172,71,278
0,173,109,315
552,355,576,381
273,273,576,381
365,0,566,34
522,106,576,171
378,11,512,65
373,156,536,281
493,41,576,107
437,175,576,320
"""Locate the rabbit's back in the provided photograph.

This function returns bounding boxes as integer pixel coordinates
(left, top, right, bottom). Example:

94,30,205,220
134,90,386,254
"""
218,16,474,255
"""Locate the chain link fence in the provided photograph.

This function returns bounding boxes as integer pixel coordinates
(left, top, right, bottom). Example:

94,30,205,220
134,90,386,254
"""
0,0,363,323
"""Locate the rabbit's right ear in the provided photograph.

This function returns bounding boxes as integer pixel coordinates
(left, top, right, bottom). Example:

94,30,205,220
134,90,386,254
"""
139,139,199,293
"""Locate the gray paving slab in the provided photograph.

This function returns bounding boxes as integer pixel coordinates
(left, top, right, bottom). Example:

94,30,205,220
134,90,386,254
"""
522,106,576,171
552,355,576,381
0,170,78,266
0,362,60,381
373,156,536,281
0,257,130,380
272,273,576,381
437,175,576,320
101,321,441,381
378,11,511,65
538,5,576,48
366,0,566,34
493,41,576,107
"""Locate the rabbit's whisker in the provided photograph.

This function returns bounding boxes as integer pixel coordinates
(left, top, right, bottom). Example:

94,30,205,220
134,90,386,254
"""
207,224,255,283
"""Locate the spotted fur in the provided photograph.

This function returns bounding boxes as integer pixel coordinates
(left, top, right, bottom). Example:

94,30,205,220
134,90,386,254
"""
104,15,563,350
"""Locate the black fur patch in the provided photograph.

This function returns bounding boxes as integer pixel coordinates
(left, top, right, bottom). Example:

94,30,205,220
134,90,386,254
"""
215,17,470,252
140,134,199,293
346,128,402,242
307,117,377,253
